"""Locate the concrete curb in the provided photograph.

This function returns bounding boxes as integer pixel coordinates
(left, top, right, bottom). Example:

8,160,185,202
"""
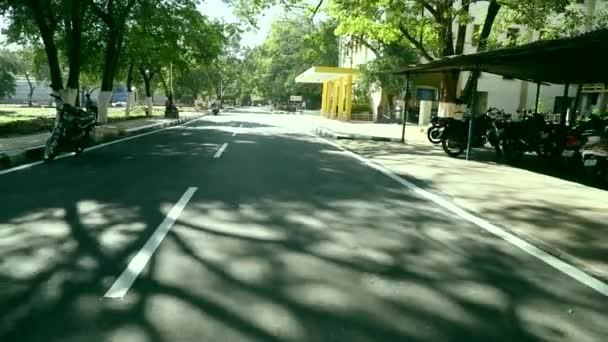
314,127,401,143
0,113,206,169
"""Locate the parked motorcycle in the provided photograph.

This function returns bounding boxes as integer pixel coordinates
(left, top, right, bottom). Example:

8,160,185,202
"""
559,116,608,167
500,114,557,162
43,94,98,163
580,126,608,186
427,116,452,144
440,111,501,157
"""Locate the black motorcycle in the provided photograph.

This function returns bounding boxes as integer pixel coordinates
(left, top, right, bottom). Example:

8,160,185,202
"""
427,116,452,144
501,114,557,162
43,94,98,163
440,112,501,158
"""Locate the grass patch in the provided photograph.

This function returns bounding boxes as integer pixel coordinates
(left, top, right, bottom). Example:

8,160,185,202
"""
0,105,173,138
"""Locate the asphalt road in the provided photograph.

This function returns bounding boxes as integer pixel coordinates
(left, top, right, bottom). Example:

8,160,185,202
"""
1,108,607,342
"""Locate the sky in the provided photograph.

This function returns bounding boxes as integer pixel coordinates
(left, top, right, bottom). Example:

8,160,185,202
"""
0,0,281,49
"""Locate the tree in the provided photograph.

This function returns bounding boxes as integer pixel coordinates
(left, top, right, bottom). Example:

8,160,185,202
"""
1,0,64,95
328,0,570,112
1,0,92,104
0,51,17,98
125,0,226,116
6,47,43,106
355,42,418,116
89,0,140,122
242,13,339,107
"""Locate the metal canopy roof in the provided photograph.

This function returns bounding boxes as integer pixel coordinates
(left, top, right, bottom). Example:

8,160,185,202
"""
394,29,608,84
295,66,357,83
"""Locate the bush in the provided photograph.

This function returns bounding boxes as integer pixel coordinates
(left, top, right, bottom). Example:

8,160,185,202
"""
351,103,371,114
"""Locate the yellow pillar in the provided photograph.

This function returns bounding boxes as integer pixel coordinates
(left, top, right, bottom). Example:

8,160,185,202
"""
321,81,329,113
345,75,353,121
336,78,343,117
337,77,344,115
332,80,339,117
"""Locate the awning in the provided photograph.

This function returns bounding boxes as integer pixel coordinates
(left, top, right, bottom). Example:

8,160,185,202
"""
295,66,357,83
394,29,608,84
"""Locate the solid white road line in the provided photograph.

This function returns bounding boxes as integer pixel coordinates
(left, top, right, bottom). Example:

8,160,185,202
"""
315,136,608,297
124,122,165,133
104,187,197,299
0,116,208,176
213,143,228,158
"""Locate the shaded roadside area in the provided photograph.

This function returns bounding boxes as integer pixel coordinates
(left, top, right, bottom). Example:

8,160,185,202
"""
336,138,608,281
0,117,606,341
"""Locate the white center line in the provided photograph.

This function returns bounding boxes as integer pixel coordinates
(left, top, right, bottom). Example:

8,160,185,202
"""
214,143,228,158
315,136,608,298
103,187,197,299
232,124,242,137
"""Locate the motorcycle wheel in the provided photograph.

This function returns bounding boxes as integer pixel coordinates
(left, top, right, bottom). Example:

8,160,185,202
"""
441,136,465,157
43,133,60,163
502,138,523,163
427,127,442,144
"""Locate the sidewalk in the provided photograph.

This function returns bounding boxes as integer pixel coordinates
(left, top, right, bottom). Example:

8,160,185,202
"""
332,137,608,280
0,112,206,169
270,111,428,142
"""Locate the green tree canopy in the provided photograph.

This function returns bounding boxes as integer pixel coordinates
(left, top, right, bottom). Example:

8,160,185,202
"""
242,13,339,107
0,50,17,98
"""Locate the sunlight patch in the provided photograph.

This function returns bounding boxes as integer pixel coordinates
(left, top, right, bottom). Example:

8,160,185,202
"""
247,302,305,339
288,283,353,311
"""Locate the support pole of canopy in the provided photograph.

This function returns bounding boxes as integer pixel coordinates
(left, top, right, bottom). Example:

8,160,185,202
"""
561,83,569,126
401,73,410,144
466,69,479,161
571,83,583,126
534,83,541,115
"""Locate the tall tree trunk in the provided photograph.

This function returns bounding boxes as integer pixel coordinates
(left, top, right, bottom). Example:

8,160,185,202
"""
140,67,154,116
441,71,460,104
455,4,469,55
63,0,86,105
460,0,501,103
98,26,124,122
25,74,35,106
31,6,63,93
125,60,135,117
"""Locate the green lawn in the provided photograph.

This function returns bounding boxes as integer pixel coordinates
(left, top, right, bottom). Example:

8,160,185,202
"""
0,105,186,138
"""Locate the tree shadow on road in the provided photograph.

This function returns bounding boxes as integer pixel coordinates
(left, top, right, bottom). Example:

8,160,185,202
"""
0,119,606,342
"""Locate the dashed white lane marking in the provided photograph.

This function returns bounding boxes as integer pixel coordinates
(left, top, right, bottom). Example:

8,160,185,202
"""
213,143,228,158
232,124,243,136
104,187,198,299
315,136,608,297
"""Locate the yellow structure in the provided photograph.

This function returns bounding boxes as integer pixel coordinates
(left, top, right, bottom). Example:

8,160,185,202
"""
295,66,357,121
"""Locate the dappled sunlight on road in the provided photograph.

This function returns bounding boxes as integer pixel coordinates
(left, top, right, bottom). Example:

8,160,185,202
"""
0,115,606,342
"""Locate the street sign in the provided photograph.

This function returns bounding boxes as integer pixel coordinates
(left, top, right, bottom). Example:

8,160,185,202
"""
290,95,302,102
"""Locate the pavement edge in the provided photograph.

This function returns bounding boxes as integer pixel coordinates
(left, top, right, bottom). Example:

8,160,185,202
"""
0,113,206,170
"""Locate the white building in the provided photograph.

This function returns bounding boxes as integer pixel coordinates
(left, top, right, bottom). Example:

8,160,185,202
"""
338,0,608,121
